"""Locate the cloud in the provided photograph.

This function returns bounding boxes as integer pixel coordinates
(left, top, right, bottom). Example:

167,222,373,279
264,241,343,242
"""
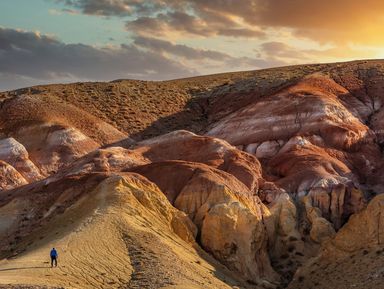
57,0,384,45
133,36,230,60
251,0,384,44
57,0,265,38
56,0,173,17
260,41,377,62
0,27,195,91
189,0,384,44
57,0,132,16
126,10,265,38
133,36,287,74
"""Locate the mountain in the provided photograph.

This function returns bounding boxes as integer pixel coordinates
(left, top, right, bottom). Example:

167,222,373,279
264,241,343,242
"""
1,59,384,289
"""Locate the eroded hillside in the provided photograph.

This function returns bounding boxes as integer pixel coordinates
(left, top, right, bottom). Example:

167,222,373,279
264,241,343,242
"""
1,60,384,289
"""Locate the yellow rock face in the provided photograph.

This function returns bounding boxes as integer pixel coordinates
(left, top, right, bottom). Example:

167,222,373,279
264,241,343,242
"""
328,194,384,253
201,200,278,283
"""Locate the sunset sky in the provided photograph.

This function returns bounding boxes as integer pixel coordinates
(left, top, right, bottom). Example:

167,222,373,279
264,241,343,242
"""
1,0,384,90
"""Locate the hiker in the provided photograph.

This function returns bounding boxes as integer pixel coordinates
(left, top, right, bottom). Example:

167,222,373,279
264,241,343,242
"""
50,248,58,267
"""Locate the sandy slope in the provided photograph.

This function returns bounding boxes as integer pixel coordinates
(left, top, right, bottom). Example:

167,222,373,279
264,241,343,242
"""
0,175,252,289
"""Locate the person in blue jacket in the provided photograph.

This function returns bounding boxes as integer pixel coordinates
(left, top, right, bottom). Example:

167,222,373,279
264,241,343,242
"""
50,248,58,267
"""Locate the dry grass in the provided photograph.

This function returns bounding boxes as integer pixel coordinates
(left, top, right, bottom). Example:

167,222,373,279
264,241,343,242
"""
0,61,344,141
2,60,384,142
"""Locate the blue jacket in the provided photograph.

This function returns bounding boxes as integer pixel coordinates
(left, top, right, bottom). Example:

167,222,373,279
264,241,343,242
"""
50,249,58,258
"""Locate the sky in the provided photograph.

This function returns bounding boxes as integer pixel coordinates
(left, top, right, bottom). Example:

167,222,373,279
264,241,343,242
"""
1,0,384,91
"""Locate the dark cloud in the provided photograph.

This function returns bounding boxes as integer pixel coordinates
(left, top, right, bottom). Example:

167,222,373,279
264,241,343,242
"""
57,0,265,38
56,0,168,17
125,10,264,38
0,27,291,91
133,36,230,60
57,0,132,16
57,0,384,44
133,36,287,70
0,27,195,91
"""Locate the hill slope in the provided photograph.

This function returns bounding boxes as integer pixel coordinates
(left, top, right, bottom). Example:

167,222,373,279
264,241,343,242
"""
2,60,384,289
2,60,383,141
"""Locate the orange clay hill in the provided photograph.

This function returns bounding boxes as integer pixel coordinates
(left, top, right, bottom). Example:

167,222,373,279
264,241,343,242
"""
1,59,384,289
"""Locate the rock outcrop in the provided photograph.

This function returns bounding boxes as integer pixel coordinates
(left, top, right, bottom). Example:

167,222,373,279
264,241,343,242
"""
0,137,42,182
132,160,276,283
288,194,384,289
0,160,27,190
328,194,384,252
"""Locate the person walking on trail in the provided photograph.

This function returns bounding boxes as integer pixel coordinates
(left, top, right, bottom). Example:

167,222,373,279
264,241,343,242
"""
50,248,58,267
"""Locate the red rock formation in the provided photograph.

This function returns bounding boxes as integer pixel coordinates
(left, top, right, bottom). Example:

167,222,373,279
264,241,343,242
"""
206,74,378,231
206,74,368,148
133,130,262,192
